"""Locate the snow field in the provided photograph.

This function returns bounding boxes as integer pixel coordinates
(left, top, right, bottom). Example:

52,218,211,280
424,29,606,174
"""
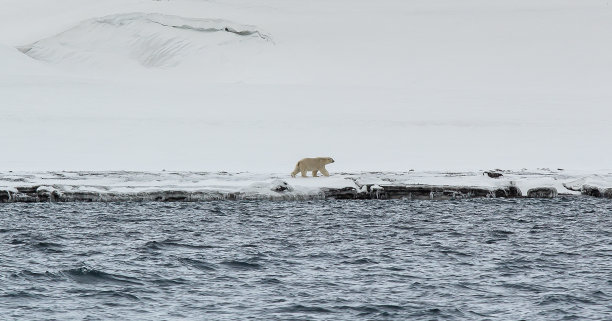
1,0,611,172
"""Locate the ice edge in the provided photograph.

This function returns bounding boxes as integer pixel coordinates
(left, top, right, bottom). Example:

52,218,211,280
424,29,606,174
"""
1,170,611,202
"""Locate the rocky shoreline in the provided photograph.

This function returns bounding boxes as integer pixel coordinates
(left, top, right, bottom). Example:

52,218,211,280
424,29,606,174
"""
1,170,610,202
0,185,563,202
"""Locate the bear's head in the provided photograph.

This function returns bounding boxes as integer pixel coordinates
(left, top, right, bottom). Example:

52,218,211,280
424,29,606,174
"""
326,157,335,164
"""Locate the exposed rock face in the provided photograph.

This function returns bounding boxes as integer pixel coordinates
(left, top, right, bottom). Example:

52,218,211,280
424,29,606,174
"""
582,186,612,198
0,191,10,202
582,185,602,197
379,185,493,200
322,187,359,199
527,187,558,198
324,185,517,200
270,180,293,193
0,188,230,202
0,183,565,202
4,171,612,202
484,171,503,178
494,186,522,198
509,186,522,197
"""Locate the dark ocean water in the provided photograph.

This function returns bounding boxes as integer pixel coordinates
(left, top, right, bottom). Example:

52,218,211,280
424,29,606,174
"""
1,199,611,320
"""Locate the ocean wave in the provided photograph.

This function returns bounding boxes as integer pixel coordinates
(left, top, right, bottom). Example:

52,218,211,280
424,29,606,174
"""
62,266,143,285
277,304,334,314
178,257,216,271
143,239,217,250
220,260,263,270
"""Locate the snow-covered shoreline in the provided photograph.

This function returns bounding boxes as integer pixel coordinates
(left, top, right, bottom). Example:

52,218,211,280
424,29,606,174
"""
1,170,611,202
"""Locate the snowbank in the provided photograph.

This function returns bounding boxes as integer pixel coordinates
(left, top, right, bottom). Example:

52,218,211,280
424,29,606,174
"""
1,170,611,202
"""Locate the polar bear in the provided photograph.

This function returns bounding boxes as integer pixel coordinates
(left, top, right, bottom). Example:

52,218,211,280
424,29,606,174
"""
291,157,335,177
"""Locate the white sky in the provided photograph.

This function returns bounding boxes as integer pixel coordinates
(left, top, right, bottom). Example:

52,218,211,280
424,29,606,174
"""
1,0,611,172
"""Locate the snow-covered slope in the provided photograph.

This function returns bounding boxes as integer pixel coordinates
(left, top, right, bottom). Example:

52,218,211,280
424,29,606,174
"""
1,0,611,172
21,13,271,70
0,45,44,75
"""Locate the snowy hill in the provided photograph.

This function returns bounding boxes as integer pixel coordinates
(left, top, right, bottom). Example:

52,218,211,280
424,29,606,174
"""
1,0,611,172
20,13,271,70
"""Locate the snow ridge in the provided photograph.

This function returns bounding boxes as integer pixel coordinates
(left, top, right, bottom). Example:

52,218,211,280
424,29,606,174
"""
139,13,272,41
20,12,272,68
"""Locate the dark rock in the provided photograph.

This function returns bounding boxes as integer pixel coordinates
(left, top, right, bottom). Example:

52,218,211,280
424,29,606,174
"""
57,191,102,202
494,186,522,198
273,185,289,192
36,188,61,202
37,193,51,202
582,186,601,197
270,180,293,193
11,194,38,203
494,189,506,198
323,187,358,199
0,190,13,203
377,185,493,200
225,193,238,200
484,171,503,178
144,191,219,202
362,185,385,198
527,187,557,198
16,186,39,194
603,188,612,199
159,191,189,202
507,186,522,197
0,183,574,202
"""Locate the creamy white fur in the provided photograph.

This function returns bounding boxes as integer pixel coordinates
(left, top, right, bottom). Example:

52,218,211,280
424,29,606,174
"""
291,157,335,177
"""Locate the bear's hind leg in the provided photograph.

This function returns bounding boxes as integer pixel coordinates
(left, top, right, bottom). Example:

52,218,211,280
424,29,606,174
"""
312,170,319,177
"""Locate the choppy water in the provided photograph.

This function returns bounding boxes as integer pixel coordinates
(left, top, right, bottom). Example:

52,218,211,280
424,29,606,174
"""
1,199,611,320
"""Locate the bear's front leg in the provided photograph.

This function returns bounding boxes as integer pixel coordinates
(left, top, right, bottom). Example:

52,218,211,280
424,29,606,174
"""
320,168,330,177
301,170,307,177
312,170,319,177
